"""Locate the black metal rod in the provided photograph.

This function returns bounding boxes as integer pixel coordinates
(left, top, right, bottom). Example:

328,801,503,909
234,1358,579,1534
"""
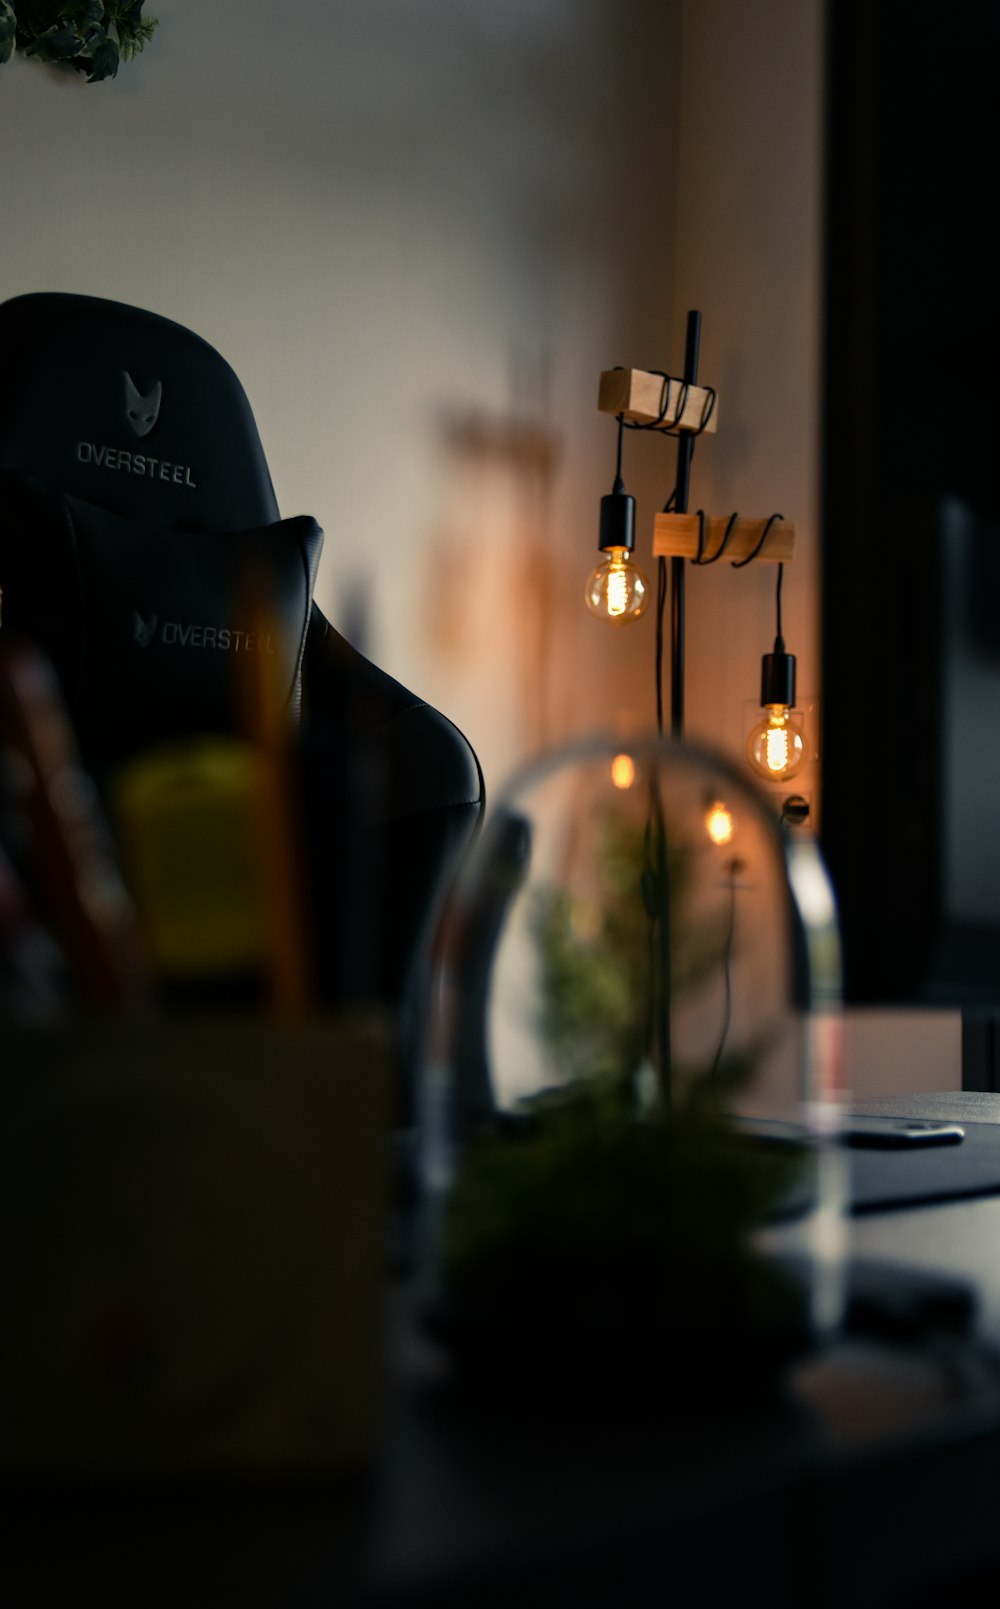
670,557,684,739
670,309,701,739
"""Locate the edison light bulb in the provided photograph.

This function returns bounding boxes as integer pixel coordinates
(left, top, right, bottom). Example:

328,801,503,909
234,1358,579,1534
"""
746,705,805,782
585,547,650,625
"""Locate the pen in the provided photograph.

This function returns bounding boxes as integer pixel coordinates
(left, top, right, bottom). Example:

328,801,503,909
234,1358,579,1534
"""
0,637,151,1013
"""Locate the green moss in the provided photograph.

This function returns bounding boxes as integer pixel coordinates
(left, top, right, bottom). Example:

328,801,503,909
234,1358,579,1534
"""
441,1079,812,1370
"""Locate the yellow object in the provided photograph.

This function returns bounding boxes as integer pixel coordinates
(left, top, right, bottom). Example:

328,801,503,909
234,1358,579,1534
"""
111,737,267,978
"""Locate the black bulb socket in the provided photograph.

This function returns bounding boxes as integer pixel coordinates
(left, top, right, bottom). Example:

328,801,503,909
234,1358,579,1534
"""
599,487,635,554
761,643,796,708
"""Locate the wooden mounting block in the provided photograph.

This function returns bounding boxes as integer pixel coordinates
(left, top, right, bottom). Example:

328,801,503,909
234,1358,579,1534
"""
598,368,718,434
653,513,795,564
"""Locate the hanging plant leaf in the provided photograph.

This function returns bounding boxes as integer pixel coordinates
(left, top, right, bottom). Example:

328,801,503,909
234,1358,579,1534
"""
84,32,118,79
107,0,155,60
0,2,16,65
22,22,89,60
2,1,157,77
17,0,100,46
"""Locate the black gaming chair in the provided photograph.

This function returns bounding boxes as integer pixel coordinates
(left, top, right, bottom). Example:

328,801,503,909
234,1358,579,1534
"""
0,292,483,1085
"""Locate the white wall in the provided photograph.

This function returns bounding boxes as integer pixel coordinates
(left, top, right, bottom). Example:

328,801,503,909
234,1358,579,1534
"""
1,0,680,794
0,0,959,1092
671,0,822,779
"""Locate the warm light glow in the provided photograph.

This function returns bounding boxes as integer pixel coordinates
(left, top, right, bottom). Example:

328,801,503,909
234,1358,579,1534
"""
610,753,636,790
764,723,789,774
606,565,629,617
585,548,650,625
705,801,734,845
746,705,806,783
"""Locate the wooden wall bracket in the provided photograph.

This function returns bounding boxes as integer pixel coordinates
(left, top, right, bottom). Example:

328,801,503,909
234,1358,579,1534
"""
653,513,795,565
598,368,719,435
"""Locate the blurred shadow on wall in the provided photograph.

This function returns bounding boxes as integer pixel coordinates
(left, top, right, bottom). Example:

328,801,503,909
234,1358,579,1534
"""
423,355,562,757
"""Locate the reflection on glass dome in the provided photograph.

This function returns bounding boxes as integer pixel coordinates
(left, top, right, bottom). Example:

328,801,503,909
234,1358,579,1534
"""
420,734,844,1391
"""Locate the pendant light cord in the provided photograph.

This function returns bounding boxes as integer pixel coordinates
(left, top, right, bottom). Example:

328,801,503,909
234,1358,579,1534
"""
614,411,625,494
655,479,685,737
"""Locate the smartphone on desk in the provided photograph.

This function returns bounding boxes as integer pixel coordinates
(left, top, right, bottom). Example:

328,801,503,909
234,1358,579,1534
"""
841,1116,966,1149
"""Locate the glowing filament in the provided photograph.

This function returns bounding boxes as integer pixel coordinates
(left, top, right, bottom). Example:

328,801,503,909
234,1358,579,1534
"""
764,721,790,774
606,563,629,617
584,547,650,625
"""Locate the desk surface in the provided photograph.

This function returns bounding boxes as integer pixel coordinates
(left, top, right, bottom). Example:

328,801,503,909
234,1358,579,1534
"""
850,1090,1000,1124
845,1092,1000,1217
316,1089,1000,1605
3,1092,1000,1609
846,1092,1000,1348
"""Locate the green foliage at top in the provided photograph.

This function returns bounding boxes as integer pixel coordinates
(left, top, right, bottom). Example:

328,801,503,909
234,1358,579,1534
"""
1,1,158,80
0,3,16,64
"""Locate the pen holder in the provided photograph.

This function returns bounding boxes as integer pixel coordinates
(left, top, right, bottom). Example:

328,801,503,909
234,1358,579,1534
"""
0,1012,389,1476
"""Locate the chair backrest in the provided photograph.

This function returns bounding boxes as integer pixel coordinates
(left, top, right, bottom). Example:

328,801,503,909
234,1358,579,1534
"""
0,292,483,1062
0,291,280,531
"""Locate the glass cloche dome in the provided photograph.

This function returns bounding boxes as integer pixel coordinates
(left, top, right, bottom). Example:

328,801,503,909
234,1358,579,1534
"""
418,733,845,1393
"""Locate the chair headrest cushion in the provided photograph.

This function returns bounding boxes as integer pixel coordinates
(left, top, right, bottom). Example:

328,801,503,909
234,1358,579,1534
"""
0,293,281,533
0,471,323,759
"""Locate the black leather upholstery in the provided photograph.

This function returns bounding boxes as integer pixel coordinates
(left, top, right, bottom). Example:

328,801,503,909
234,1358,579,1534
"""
0,292,484,1080
0,292,280,533
0,467,324,756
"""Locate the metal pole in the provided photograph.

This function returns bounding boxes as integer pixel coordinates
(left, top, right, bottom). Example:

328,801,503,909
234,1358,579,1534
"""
670,309,701,738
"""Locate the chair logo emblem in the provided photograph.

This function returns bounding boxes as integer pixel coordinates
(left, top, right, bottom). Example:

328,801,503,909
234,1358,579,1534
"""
130,610,276,655
133,611,158,647
124,371,162,438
